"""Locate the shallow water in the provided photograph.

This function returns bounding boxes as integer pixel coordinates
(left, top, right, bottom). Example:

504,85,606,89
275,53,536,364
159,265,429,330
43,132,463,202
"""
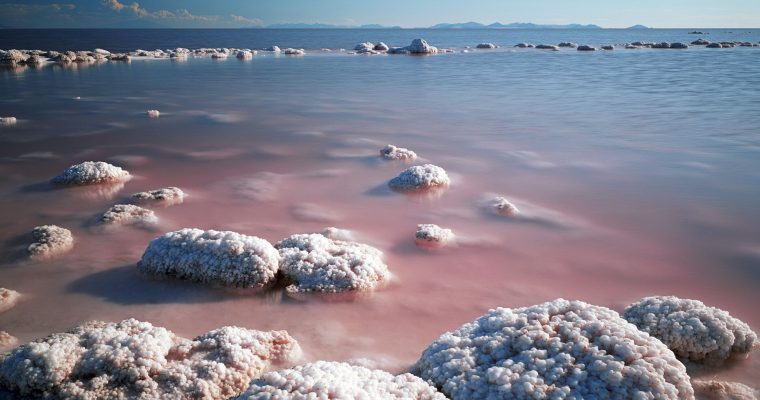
1,29,760,392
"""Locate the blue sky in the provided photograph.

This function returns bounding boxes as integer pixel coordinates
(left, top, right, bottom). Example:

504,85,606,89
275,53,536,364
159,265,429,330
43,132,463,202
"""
1,0,759,28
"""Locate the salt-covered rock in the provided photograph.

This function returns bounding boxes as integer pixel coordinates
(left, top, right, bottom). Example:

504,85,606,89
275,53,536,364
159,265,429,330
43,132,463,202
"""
131,187,185,206
237,50,255,59
235,361,446,400
691,39,711,46
489,195,520,217
514,43,535,48
108,53,131,61
476,43,498,49
413,298,694,399
670,42,689,49
211,52,229,59
0,49,26,65
536,44,560,50
138,228,280,288
0,288,20,314
624,296,757,363
558,42,578,48
24,54,44,65
0,319,301,399
99,204,158,227
27,225,74,259
707,42,723,48
320,227,355,242
275,233,390,294
51,161,131,186
692,380,758,400
602,45,615,50
146,109,160,118
380,144,417,161
94,48,110,56
354,42,375,52
283,48,305,55
652,42,672,49
415,224,454,248
577,45,597,51
0,331,17,350
265,46,281,53
0,116,17,125
388,39,438,54
388,164,450,191
374,42,390,51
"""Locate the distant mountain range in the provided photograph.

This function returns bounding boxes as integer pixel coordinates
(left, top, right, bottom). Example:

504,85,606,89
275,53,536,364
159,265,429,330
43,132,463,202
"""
258,22,652,30
264,23,403,29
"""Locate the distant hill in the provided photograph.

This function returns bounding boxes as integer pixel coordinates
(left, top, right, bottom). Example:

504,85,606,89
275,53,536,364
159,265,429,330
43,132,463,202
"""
626,24,651,29
430,22,603,29
264,23,401,29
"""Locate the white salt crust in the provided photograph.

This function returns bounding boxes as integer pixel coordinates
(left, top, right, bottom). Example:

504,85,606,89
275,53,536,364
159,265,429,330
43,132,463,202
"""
235,361,446,400
99,204,158,227
138,228,281,288
388,164,450,191
50,161,131,186
380,144,418,161
415,224,455,248
131,187,185,206
491,196,520,217
320,227,355,242
146,109,160,118
0,288,20,314
692,380,758,400
624,296,758,363
27,225,74,259
413,298,695,400
275,233,390,294
388,39,439,54
0,117,17,125
0,331,18,350
0,319,301,399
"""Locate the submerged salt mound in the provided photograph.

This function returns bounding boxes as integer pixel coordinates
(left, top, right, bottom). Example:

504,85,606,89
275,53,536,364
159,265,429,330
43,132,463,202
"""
146,109,160,118
693,380,758,400
138,228,280,288
476,43,498,49
50,161,131,186
415,224,454,248
413,298,694,400
0,331,18,350
624,296,757,363
0,318,301,399
388,164,450,191
283,48,305,56
320,227,355,242
0,288,20,314
490,195,520,217
380,144,418,161
99,204,158,227
131,186,185,206
1,116,17,126
236,361,446,400
27,225,74,259
276,233,390,294
388,38,439,54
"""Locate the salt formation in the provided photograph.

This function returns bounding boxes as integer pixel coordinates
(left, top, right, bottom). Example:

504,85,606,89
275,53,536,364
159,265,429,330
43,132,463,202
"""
624,296,757,363
380,144,418,161
413,299,694,400
388,39,439,54
374,42,390,51
0,49,25,65
146,109,160,118
283,48,305,55
536,44,560,50
0,116,17,125
692,380,758,400
0,331,17,350
99,204,158,227
27,225,74,259
558,42,579,48
0,288,20,314
0,319,301,399
265,46,281,53
388,164,450,191
602,45,615,50
578,45,597,51
490,196,520,217
514,43,535,48
235,361,446,400
415,224,455,248
477,43,498,49
50,161,131,186
131,187,185,206
320,227,355,242
354,42,375,52
237,50,255,59
276,233,390,294
138,228,280,288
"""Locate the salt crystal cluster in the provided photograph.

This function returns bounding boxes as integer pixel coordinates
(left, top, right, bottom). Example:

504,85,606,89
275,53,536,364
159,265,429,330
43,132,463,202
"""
50,161,131,186
0,117,17,125
415,224,455,248
491,196,520,217
283,48,305,56
99,204,158,227
131,187,185,206
380,144,418,161
237,50,255,59
0,288,20,314
692,380,758,400
27,225,74,259
476,43,498,49
276,233,390,294
146,109,160,118
0,318,301,399
388,164,450,191
0,331,18,350
624,296,757,362
388,38,439,54
413,298,694,399
138,228,281,288
235,361,446,400
320,227,355,241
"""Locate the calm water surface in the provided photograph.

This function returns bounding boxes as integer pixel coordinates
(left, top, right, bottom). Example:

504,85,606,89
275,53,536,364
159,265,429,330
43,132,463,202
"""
1,29,760,391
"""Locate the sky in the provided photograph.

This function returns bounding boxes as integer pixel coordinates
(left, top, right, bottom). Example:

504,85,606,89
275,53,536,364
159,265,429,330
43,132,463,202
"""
1,0,759,29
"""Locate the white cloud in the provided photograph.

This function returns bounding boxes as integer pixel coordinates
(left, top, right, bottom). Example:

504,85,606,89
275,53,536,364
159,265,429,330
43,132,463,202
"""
231,14,263,26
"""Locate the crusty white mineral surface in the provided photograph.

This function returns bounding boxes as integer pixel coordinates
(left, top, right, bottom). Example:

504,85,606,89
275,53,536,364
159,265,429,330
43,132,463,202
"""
138,228,280,288
50,161,131,186
99,204,158,227
624,296,758,363
146,109,160,118
283,48,305,55
380,144,418,161
388,164,450,191
27,225,74,259
0,318,301,399
490,195,520,217
275,233,390,294
0,117,17,125
131,186,185,206
413,298,695,400
693,380,758,400
388,38,439,54
0,331,17,350
235,361,446,400
415,224,455,248
320,227,355,242
0,288,20,314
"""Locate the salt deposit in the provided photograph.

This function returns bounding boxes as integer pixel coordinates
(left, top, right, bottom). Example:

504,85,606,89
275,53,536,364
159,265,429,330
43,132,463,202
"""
276,233,390,294
692,380,758,400
388,164,450,191
415,224,455,248
237,50,255,59
0,288,20,314
138,228,281,288
147,109,160,118
413,298,694,399
558,42,579,48
476,43,498,49
0,318,301,399
211,52,229,59
380,144,418,161
235,361,446,400
489,196,520,217
51,161,130,186
99,204,158,227
536,44,560,50
320,227,355,242
602,45,615,50
578,45,597,51
27,225,74,259
624,296,757,362
265,46,281,53
374,42,390,51
283,48,305,56
515,43,535,48
388,39,439,54
0,331,17,350
354,42,375,52
0,117,17,125
131,187,185,206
